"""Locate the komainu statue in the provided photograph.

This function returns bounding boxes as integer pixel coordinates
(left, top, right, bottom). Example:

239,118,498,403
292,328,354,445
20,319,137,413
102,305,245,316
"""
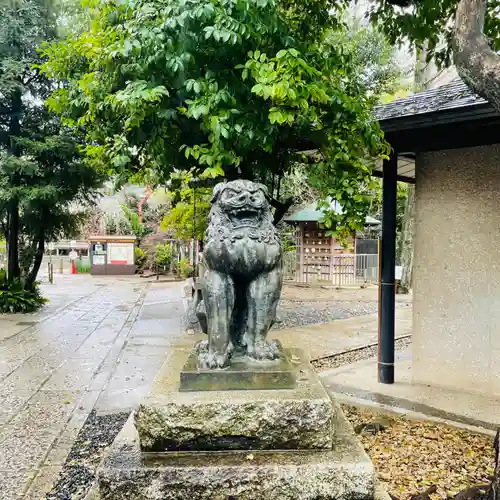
196,179,283,369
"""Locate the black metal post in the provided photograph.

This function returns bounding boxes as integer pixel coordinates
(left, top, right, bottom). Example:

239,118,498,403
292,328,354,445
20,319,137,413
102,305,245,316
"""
378,151,397,384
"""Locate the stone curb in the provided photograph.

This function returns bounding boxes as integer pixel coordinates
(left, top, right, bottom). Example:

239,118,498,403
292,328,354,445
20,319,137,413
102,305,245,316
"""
331,392,497,437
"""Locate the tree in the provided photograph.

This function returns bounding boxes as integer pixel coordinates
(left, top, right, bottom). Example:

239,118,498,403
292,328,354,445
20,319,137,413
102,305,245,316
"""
370,0,500,112
0,124,103,289
41,0,388,240
0,0,103,291
161,187,211,242
365,178,408,244
279,10,405,220
326,11,404,102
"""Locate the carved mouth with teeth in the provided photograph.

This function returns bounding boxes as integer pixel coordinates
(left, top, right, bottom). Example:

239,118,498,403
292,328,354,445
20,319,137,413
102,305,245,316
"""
227,207,262,228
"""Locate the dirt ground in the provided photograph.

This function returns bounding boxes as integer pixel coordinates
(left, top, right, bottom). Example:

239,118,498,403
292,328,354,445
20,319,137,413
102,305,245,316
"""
342,405,495,500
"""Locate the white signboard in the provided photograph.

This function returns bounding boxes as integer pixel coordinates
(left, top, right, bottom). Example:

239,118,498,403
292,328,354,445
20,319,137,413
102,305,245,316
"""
108,242,134,265
93,255,105,265
395,266,403,281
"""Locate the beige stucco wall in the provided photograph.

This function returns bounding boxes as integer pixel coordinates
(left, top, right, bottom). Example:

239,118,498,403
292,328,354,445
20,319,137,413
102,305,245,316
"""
413,144,500,396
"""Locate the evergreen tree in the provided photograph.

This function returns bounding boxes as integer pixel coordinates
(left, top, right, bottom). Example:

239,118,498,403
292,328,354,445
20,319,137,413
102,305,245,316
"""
0,0,102,294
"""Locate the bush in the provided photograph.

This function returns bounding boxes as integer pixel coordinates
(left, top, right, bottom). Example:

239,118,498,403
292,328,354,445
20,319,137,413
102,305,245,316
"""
134,247,146,269
75,260,91,274
177,257,194,279
154,244,172,268
0,270,48,313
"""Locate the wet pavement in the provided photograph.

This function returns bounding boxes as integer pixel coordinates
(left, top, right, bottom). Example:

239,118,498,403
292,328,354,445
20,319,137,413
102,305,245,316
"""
0,275,187,499
273,307,412,360
319,349,500,434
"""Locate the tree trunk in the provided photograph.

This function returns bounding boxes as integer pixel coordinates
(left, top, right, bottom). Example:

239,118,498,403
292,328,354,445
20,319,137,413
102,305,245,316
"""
414,44,435,92
7,201,20,281
26,234,45,290
397,46,431,293
398,185,415,292
7,89,22,282
271,196,294,225
454,0,500,113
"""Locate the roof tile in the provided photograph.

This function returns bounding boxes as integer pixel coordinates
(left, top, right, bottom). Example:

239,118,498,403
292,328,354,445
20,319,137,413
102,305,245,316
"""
373,78,486,122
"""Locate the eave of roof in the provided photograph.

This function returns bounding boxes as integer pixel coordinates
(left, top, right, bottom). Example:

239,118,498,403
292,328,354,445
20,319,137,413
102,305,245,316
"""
373,78,492,127
284,201,380,225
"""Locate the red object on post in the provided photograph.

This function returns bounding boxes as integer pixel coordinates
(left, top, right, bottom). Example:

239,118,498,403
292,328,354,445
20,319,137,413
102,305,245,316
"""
71,261,76,274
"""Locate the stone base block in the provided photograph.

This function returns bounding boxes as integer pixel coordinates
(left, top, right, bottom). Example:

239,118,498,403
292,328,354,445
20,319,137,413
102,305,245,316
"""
134,348,334,451
97,401,374,500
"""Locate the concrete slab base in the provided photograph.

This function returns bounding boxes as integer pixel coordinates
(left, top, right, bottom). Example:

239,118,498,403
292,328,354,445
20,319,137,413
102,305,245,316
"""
97,402,374,500
135,348,335,451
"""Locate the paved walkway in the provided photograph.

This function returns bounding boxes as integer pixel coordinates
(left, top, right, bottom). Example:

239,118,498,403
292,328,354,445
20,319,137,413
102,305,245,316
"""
274,307,412,360
0,275,187,499
319,350,500,434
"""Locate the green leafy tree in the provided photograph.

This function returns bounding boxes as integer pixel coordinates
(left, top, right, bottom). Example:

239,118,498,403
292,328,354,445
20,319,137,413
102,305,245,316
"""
120,204,152,246
278,13,405,217
326,13,403,103
0,125,103,289
161,185,211,241
370,0,500,112
0,0,103,292
42,0,388,239
154,243,172,268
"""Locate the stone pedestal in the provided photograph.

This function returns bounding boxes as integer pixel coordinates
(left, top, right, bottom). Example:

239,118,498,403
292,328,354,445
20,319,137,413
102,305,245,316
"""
179,347,299,391
95,348,375,500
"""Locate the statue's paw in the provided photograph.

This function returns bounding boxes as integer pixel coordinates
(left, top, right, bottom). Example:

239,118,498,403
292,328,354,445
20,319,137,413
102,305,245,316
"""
197,349,231,369
247,339,282,361
195,339,209,354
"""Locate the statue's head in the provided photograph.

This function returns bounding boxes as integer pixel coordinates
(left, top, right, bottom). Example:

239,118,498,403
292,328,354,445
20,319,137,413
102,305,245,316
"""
210,180,270,229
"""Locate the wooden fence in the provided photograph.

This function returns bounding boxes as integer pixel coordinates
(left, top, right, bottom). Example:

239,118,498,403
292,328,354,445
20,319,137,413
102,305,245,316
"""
283,252,379,285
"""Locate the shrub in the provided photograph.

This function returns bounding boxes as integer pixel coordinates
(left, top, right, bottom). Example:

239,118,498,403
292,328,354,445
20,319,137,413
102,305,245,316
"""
155,244,172,268
0,270,48,313
134,247,146,269
75,260,91,274
177,257,194,279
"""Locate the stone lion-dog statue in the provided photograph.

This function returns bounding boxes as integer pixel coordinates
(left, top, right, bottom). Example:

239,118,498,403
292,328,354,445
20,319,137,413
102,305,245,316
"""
195,179,283,369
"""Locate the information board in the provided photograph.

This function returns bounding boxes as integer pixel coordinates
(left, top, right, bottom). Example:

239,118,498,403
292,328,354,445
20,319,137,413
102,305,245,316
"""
108,242,134,265
93,255,105,265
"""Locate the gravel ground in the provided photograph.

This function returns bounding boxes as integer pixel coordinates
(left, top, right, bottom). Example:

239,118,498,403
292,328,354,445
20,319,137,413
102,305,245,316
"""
274,300,380,328
185,297,410,331
342,404,495,500
46,411,129,500
312,336,412,371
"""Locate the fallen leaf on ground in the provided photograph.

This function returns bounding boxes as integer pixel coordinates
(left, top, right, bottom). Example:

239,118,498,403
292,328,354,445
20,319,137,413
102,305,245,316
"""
341,405,495,500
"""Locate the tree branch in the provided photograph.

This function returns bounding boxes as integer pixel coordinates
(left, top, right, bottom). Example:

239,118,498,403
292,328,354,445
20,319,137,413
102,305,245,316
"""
270,196,294,226
384,0,413,5
453,0,500,113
